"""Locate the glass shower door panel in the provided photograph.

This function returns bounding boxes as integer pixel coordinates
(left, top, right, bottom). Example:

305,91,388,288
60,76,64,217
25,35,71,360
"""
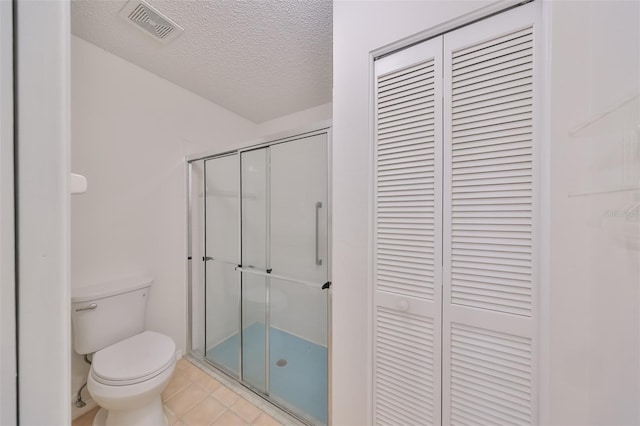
270,134,329,284
206,155,239,263
204,262,240,375
269,135,329,425
240,148,269,393
239,138,330,423
204,155,241,376
241,272,267,392
269,278,328,425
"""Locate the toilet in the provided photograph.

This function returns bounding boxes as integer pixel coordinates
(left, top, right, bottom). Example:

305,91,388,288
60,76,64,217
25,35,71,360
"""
71,276,176,426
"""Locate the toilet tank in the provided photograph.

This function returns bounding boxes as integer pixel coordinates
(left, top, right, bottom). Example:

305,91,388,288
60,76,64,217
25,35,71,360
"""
71,275,153,355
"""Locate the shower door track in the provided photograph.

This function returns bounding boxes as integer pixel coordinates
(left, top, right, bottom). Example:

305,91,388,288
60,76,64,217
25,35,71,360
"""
186,123,333,426
186,121,331,163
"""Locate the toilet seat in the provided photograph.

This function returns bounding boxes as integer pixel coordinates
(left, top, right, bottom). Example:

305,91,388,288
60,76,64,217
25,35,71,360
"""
91,331,175,386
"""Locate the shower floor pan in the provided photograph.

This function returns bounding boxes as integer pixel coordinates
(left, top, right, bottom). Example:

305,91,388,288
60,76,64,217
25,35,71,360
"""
206,323,328,425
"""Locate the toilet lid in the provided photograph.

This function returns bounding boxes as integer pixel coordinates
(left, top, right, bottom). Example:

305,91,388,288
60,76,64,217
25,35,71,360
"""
91,331,175,386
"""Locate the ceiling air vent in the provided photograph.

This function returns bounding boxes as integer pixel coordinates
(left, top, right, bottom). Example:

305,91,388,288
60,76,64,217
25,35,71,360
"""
118,0,184,44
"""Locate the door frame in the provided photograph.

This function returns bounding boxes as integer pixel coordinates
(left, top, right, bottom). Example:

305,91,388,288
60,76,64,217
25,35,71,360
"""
14,0,72,424
0,0,16,423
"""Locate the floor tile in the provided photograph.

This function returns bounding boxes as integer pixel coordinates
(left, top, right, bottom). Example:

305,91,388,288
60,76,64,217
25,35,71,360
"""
164,407,178,425
72,407,99,426
194,371,223,393
182,396,226,426
212,410,247,426
182,363,214,383
252,412,282,426
230,398,262,423
165,383,209,418
163,369,192,401
176,358,192,370
212,386,241,407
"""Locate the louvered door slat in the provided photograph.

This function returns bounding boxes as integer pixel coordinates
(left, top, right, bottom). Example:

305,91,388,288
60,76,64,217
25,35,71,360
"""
380,79,435,101
453,104,532,126
444,4,538,425
452,27,533,63
379,98,432,117
452,77,533,103
453,66,532,92
453,111,532,132
379,61,432,84
380,73,435,94
379,131,435,146
379,84,435,105
379,107,435,126
374,36,442,426
379,113,436,132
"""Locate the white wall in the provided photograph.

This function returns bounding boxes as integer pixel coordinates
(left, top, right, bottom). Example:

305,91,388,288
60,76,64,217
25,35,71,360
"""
547,2,640,424
70,35,258,417
332,2,491,424
256,102,331,137
0,1,15,424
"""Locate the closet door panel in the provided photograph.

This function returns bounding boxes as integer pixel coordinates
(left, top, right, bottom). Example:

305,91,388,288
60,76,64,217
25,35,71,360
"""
374,36,443,426
443,3,539,425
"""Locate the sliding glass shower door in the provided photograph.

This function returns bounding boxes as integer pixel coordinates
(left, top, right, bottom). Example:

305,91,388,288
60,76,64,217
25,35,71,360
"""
204,134,329,425
203,154,241,377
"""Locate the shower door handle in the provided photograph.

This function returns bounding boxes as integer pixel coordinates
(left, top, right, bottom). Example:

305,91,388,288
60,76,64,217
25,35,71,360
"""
315,202,323,266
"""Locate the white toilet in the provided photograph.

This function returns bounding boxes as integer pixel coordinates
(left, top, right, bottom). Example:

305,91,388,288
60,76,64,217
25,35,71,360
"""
71,276,176,426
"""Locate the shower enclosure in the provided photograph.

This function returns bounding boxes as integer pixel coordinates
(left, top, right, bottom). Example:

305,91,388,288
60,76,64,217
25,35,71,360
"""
187,127,331,425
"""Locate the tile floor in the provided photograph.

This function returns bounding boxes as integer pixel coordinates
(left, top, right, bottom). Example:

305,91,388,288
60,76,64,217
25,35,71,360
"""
73,357,290,426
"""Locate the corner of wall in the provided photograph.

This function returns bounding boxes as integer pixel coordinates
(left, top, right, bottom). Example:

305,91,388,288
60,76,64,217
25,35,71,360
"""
255,102,332,137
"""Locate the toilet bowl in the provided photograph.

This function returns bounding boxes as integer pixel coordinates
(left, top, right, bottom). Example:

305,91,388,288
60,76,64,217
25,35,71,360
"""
88,331,176,426
71,276,177,426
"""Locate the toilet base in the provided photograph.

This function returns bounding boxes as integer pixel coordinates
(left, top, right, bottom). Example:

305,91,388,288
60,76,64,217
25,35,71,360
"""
92,397,167,426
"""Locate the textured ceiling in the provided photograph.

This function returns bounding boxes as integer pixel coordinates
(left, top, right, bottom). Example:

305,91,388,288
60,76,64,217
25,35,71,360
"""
71,0,332,123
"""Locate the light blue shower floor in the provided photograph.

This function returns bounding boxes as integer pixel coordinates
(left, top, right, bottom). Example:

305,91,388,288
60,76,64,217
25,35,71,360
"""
206,323,328,425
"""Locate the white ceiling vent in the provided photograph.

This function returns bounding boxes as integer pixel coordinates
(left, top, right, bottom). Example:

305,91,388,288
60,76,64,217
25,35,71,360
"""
118,0,184,44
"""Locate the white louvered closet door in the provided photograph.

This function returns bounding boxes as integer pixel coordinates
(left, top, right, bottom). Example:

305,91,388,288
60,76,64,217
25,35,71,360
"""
442,3,539,425
373,36,443,426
